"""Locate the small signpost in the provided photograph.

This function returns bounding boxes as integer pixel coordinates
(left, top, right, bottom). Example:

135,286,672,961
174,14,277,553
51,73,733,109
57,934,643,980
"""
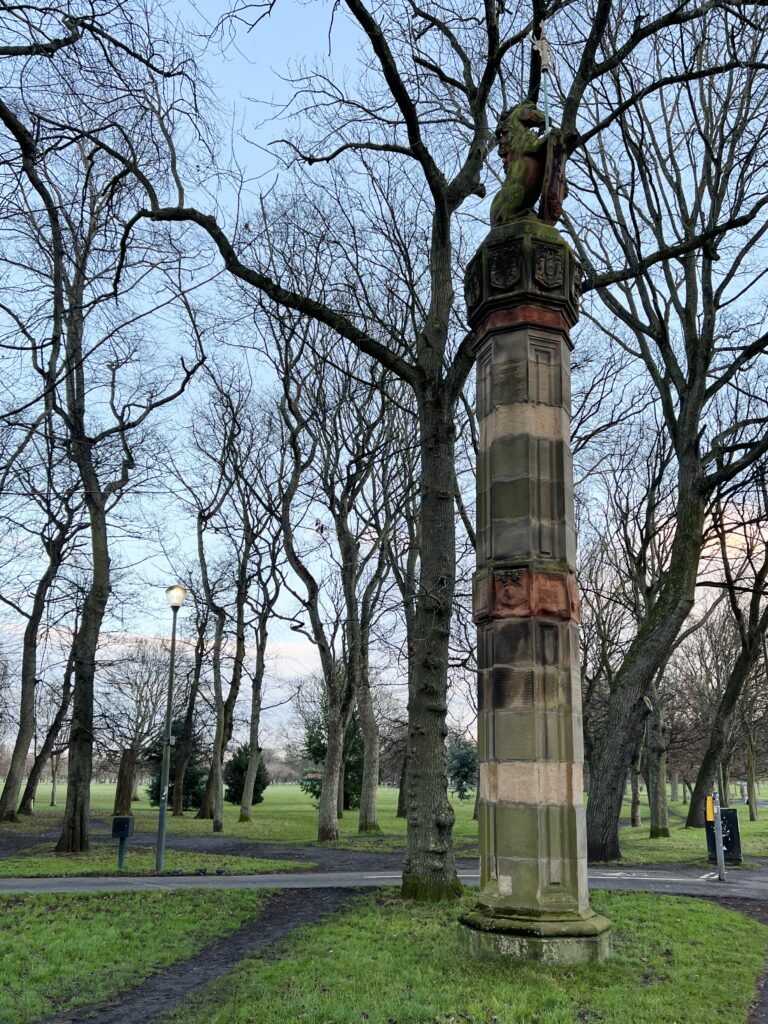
112,816,135,871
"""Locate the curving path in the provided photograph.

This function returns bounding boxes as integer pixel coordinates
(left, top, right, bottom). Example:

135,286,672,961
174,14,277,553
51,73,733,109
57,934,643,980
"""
35,887,354,1024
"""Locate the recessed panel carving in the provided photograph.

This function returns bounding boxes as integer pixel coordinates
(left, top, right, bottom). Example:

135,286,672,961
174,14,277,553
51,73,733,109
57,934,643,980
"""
477,349,492,419
464,258,482,309
534,242,565,291
536,622,559,667
494,568,530,617
489,242,522,292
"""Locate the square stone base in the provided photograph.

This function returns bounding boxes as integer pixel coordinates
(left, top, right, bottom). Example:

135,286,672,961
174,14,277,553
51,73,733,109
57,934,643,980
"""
459,909,612,965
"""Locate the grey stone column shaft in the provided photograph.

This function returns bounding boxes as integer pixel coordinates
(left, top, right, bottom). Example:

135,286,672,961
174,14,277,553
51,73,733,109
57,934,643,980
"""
460,214,611,963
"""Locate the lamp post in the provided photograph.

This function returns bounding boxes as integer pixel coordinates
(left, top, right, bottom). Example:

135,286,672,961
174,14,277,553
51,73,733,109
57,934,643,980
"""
156,584,187,872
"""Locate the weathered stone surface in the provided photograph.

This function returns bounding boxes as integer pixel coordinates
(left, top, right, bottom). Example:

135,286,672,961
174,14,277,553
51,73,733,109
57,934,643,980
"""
465,214,580,332
479,761,583,806
472,568,581,624
460,914,613,964
467,198,611,961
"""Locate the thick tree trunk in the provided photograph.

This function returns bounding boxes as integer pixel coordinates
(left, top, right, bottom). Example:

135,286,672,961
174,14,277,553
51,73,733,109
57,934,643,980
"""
196,687,237,819
647,702,670,839
24,774,39,813
670,771,679,803
688,759,720,828
55,497,111,853
586,486,704,861
113,747,138,816
356,671,380,833
688,754,724,829
239,738,261,821
18,659,73,816
239,744,262,821
401,401,459,899
211,739,224,831
630,739,643,829
0,539,65,821
746,729,759,821
396,745,408,819
318,710,344,841
239,624,266,822
682,776,692,805
687,621,764,826
196,765,217,820
0,687,36,820
337,760,345,818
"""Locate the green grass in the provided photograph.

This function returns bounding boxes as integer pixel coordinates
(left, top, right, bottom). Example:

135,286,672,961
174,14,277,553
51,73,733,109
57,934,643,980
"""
21,781,480,849
0,844,310,877
11,783,768,870
0,889,268,1024
0,809,60,833
157,890,768,1024
614,798,768,865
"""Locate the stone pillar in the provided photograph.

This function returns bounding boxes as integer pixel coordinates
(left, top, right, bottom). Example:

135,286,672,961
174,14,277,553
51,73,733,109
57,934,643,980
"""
460,212,611,963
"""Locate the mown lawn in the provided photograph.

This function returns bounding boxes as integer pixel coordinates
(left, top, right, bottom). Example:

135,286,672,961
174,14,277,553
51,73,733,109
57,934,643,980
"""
0,890,268,1024
0,844,309,877
8,782,768,869
21,781,479,848
157,890,768,1024
614,797,768,866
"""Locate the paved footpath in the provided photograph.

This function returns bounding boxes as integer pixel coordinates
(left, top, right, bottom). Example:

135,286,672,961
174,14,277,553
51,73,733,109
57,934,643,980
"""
3,863,768,900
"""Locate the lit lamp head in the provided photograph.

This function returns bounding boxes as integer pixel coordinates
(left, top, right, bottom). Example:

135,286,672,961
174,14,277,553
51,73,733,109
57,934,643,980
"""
165,584,187,610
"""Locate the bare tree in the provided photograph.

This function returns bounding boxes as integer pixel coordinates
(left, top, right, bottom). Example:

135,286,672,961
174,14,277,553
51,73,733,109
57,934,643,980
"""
0,44,204,848
0,438,85,820
196,374,286,824
17,632,77,816
567,17,768,858
686,474,768,825
265,318,395,838
114,0,768,893
739,652,768,822
165,365,286,830
239,492,284,822
94,640,172,816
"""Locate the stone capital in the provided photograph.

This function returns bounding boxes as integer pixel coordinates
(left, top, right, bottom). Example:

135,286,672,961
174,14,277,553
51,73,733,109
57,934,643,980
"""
464,214,581,333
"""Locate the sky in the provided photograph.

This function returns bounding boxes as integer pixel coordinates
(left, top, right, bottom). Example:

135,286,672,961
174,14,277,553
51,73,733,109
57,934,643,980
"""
0,1,480,755
100,2,407,748
170,3,338,731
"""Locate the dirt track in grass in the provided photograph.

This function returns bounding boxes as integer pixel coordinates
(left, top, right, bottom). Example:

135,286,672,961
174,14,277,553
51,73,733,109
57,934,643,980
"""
0,821,433,873
36,887,355,1024
6,823,768,1024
